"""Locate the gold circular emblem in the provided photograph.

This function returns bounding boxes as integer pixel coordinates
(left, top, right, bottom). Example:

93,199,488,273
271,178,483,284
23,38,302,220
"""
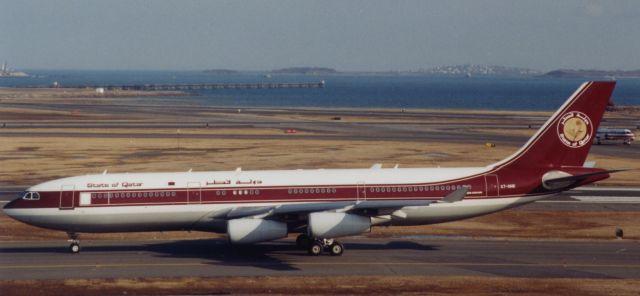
557,111,592,148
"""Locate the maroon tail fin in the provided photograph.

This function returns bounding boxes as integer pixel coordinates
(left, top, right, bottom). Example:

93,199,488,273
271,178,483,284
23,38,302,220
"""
492,81,616,170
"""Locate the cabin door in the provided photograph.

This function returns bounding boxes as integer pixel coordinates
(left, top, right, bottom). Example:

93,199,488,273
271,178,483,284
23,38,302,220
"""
188,182,202,204
59,185,75,209
485,175,499,197
356,182,367,201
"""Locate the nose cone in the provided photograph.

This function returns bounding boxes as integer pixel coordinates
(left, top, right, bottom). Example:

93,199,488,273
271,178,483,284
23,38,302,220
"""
4,198,16,209
2,201,21,226
3,199,19,218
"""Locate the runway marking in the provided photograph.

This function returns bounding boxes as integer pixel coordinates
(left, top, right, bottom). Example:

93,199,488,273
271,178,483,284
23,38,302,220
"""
538,200,640,204
2,262,639,270
576,187,640,192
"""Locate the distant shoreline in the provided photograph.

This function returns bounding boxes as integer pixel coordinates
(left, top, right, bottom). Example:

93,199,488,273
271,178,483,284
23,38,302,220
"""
0,87,189,99
543,69,640,78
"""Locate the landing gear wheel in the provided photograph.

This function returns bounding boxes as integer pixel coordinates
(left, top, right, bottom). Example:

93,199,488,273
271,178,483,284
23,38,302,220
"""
69,242,80,253
328,241,344,256
296,234,311,249
308,241,323,256
67,232,80,254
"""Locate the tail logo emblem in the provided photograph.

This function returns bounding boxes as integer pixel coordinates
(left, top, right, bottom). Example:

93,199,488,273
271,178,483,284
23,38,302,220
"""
558,111,592,148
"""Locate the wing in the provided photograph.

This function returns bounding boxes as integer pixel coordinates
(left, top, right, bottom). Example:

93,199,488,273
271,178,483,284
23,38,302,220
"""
223,199,432,219
218,187,469,220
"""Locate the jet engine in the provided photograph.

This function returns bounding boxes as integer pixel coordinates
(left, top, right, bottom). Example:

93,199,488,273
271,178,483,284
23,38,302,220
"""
227,218,288,244
308,212,371,238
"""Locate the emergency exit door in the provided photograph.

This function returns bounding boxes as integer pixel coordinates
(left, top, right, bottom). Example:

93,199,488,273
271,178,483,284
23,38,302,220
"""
485,175,499,197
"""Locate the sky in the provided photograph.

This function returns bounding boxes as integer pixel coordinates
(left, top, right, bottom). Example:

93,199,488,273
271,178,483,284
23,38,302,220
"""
1,0,639,71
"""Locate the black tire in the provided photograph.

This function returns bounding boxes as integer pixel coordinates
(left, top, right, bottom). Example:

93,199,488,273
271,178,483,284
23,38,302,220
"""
296,234,311,249
329,242,344,256
69,243,80,253
308,242,323,256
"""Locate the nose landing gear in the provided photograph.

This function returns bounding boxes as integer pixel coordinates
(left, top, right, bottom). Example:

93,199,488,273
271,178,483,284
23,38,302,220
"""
67,232,80,253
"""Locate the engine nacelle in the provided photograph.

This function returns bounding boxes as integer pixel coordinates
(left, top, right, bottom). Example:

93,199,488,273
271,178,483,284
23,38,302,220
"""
227,219,287,244
308,212,371,238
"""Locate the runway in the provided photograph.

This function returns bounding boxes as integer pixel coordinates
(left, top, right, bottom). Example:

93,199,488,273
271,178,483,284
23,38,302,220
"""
0,237,638,280
2,105,639,159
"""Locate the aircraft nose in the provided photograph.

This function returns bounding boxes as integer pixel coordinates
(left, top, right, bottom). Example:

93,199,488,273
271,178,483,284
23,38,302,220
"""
3,198,17,211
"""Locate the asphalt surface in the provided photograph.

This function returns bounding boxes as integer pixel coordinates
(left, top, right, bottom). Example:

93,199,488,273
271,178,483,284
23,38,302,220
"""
2,106,639,158
0,237,638,280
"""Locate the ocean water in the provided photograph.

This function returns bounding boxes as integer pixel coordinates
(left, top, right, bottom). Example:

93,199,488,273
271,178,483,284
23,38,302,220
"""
1,70,638,111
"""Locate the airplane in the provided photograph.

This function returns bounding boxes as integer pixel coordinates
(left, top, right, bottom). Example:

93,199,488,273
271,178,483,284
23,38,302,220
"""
595,127,635,145
3,81,620,256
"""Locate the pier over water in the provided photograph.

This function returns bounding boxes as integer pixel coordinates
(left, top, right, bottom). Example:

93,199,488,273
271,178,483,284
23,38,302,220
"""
27,81,326,91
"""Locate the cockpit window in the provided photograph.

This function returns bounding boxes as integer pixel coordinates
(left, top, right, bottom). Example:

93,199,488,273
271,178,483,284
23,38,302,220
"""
21,191,40,200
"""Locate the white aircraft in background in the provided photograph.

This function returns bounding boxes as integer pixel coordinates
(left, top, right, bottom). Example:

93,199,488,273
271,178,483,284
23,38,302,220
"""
4,81,620,256
595,127,635,145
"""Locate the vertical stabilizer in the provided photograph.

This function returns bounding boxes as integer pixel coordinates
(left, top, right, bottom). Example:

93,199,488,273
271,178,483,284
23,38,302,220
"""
492,81,616,170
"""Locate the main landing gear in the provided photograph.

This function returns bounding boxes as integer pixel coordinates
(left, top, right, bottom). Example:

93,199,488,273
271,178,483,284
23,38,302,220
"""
296,234,344,256
67,232,80,253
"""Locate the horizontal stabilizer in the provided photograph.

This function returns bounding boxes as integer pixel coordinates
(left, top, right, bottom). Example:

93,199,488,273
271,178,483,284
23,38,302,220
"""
441,187,468,203
543,169,628,189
